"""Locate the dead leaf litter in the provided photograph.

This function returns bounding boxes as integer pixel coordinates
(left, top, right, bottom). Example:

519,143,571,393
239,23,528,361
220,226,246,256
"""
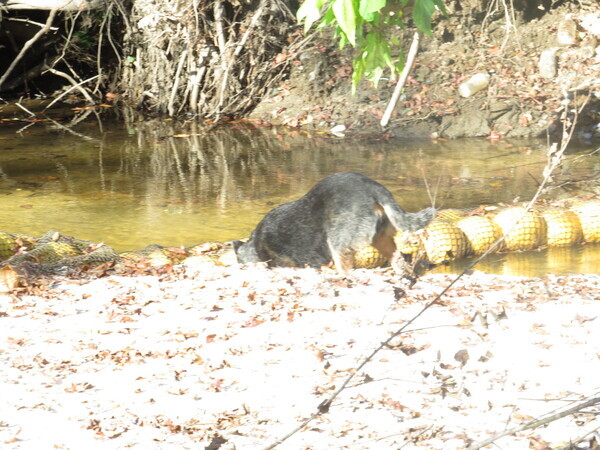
0,265,599,448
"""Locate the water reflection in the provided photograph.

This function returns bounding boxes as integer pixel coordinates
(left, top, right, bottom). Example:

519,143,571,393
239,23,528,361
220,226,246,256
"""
431,245,600,277
0,119,598,275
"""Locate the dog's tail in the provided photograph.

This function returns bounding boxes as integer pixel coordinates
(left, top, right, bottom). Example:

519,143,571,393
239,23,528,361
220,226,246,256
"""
382,203,436,232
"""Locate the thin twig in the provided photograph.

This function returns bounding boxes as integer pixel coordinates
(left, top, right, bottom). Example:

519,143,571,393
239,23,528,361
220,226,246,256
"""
16,122,36,134
43,68,97,107
105,3,122,67
45,116,99,142
219,28,313,115
0,8,59,90
168,49,188,117
557,422,600,450
233,0,268,59
69,107,97,127
94,6,107,94
216,0,268,117
380,32,420,128
499,0,520,51
468,395,600,449
112,0,132,37
55,9,82,68
6,17,59,30
263,264,465,450
93,1,121,95
192,0,200,36
190,64,207,113
419,156,437,208
14,100,36,117
263,91,589,450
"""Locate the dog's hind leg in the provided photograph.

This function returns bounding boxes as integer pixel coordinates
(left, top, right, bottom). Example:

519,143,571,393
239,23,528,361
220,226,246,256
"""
327,240,355,275
327,222,380,275
371,221,397,261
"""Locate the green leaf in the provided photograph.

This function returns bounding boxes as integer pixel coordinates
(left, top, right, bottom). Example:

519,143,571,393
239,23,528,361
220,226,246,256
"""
332,0,358,46
395,48,405,73
413,0,436,35
351,57,365,93
432,0,448,16
361,31,395,87
336,28,351,49
317,5,336,28
297,0,329,32
359,0,385,21
370,11,382,27
297,0,447,93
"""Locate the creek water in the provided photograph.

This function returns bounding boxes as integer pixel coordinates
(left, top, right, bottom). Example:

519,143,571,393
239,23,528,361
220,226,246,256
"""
0,118,598,276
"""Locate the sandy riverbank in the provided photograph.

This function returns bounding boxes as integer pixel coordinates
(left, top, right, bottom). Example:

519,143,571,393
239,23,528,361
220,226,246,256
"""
1,264,599,448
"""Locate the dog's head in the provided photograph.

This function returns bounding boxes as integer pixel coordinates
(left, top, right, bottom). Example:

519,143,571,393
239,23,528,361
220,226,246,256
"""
232,239,260,263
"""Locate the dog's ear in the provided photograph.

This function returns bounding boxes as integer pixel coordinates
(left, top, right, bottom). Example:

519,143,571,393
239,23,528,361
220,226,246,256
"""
232,240,244,253
232,239,260,263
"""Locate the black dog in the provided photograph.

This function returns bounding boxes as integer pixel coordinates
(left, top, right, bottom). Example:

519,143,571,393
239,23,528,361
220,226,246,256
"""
233,172,435,273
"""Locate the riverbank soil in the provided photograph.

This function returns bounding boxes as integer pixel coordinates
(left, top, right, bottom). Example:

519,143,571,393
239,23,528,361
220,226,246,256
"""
0,1,597,139
1,266,599,448
250,1,600,139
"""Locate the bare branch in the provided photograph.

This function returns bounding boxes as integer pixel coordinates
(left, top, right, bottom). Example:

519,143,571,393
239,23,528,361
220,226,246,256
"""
468,395,600,449
263,86,591,450
44,68,96,103
216,0,268,117
42,70,99,109
0,8,59,91
380,32,420,128
168,49,188,117
6,17,59,30
14,100,36,117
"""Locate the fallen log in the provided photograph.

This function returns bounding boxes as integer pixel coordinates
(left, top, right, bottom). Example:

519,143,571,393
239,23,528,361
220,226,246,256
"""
1,0,106,10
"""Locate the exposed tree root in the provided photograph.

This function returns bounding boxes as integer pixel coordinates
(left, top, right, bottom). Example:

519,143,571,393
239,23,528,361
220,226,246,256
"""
119,0,297,119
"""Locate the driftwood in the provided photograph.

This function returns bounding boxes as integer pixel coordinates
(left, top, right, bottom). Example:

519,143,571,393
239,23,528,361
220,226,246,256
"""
1,0,106,10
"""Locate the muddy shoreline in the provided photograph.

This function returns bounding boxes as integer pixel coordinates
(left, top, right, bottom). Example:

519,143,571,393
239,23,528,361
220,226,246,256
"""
250,3,599,141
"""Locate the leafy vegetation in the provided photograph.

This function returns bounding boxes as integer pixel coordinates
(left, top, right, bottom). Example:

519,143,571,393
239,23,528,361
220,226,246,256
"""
297,0,446,91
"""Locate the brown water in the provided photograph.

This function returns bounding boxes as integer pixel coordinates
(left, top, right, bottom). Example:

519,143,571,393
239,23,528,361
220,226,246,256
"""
0,118,598,275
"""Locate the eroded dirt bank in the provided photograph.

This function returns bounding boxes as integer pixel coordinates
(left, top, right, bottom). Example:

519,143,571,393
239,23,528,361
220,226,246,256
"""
1,265,599,448
250,2,599,140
